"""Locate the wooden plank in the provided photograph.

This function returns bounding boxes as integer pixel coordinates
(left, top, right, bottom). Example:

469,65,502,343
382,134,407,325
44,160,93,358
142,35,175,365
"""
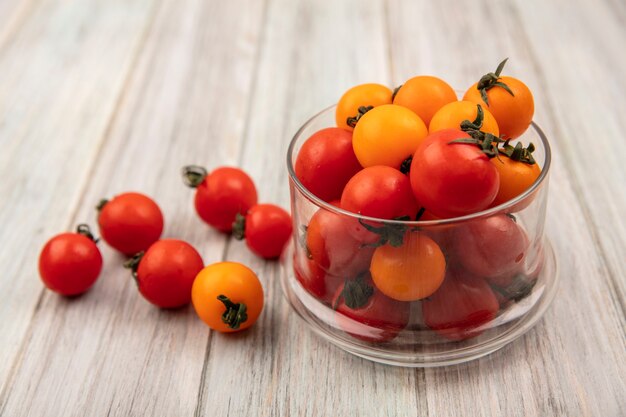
194,0,431,416
0,0,157,402
387,0,626,416
0,0,266,416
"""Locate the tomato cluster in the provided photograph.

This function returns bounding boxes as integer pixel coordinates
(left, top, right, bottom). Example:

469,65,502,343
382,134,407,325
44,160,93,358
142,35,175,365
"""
293,59,542,342
39,164,294,334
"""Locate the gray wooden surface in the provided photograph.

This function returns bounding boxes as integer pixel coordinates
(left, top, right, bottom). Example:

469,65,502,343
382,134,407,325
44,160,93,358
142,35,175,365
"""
0,0,624,416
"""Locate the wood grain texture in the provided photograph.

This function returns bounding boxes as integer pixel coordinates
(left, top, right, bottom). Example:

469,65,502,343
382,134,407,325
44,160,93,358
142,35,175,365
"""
0,0,624,416
0,0,157,401
0,0,264,416
387,1,626,416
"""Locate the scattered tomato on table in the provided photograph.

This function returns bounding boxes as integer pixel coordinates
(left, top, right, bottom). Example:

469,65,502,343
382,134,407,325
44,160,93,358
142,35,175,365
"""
192,262,264,332
182,165,257,233
124,239,204,308
233,203,292,259
97,192,164,256
39,224,103,296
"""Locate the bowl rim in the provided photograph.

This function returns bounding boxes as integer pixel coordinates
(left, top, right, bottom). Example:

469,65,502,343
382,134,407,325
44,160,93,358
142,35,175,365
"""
286,104,552,226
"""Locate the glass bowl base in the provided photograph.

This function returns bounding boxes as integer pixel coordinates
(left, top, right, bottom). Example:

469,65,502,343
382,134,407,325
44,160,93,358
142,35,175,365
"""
280,238,558,367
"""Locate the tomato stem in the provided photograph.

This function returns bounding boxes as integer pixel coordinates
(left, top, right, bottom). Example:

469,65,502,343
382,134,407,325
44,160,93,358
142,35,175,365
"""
96,199,109,212
358,216,413,248
298,225,312,259
217,295,248,329
76,224,98,243
499,140,536,164
460,104,485,131
391,84,403,102
415,207,426,221
232,213,246,240
346,105,373,128
476,58,515,105
490,274,536,302
123,251,145,279
399,155,413,174
182,165,208,188
335,273,373,310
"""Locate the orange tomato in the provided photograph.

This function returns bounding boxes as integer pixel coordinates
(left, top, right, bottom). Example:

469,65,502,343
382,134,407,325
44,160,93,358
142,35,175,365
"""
370,232,446,301
491,154,541,207
352,104,428,169
335,83,392,131
393,75,457,125
429,101,500,137
192,262,264,332
463,60,534,139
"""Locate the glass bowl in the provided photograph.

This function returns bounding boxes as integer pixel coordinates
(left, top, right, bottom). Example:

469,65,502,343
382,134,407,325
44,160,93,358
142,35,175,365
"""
281,105,558,367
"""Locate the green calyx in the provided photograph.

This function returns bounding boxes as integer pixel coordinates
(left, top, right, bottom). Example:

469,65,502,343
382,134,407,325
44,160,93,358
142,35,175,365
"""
490,274,536,303
123,251,145,279
391,84,403,102
218,295,248,329
182,165,208,188
76,224,98,242
334,274,374,310
499,140,536,165
476,58,515,105
399,155,413,175
346,105,373,128
96,199,109,212
450,103,504,158
358,215,413,248
232,213,246,240
298,225,312,259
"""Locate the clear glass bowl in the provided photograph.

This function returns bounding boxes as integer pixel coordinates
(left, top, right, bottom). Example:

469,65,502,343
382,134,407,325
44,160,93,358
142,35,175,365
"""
281,105,558,367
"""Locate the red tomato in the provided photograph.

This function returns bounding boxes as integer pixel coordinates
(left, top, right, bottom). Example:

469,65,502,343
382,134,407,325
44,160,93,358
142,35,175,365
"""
128,239,204,308
452,214,529,279
410,129,499,218
234,204,293,259
293,252,343,305
295,128,362,202
97,192,164,255
341,166,418,220
333,274,410,342
422,270,499,341
38,225,103,296
305,205,374,278
183,166,258,233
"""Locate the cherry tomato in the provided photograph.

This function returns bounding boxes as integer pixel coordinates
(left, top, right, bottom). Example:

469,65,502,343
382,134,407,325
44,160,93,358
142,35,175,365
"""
491,154,541,207
451,214,529,279
370,231,446,301
293,252,343,305
335,83,392,131
341,166,418,220
422,269,499,341
464,59,534,139
294,128,361,202
332,274,410,342
352,104,428,169
38,224,103,296
305,204,374,278
183,165,257,233
429,101,500,137
127,239,204,308
410,129,499,218
97,192,164,255
192,262,264,332
233,204,292,259
392,75,457,125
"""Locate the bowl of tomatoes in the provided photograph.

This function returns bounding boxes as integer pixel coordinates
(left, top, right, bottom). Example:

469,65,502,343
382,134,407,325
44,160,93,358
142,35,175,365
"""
281,60,558,367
